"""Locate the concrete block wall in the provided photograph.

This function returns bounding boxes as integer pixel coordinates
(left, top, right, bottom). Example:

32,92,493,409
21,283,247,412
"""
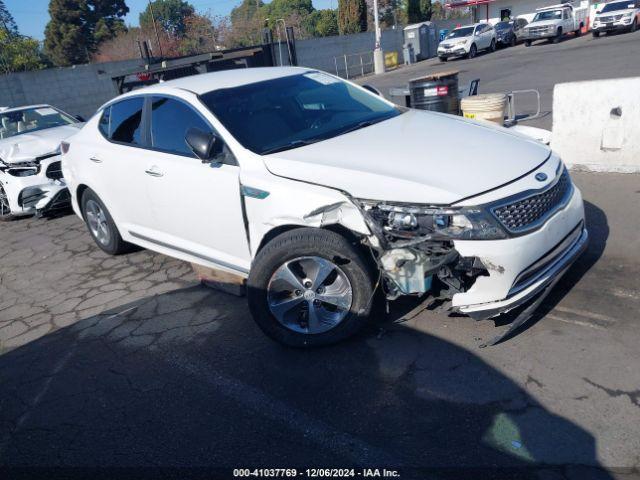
551,77,640,173
0,59,143,119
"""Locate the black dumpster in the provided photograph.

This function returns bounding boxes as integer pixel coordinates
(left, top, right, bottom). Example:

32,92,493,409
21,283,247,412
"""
409,71,459,114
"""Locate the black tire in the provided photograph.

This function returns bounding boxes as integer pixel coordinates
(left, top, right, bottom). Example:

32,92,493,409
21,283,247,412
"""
439,56,447,62
468,43,477,58
575,27,582,37
592,30,600,38
553,27,562,43
525,40,532,47
510,35,517,47
490,39,496,52
0,183,15,222
247,228,377,347
631,19,637,32
80,188,133,255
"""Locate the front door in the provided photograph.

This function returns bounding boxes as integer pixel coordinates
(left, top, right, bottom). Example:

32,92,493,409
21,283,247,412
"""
140,95,251,273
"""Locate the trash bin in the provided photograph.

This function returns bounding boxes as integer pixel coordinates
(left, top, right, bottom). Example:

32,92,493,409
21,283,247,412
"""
409,71,460,114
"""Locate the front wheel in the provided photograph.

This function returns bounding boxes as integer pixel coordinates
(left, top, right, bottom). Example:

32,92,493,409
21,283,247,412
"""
247,228,377,347
468,43,477,58
552,28,562,43
592,30,600,38
439,56,447,62
0,183,15,222
80,188,134,255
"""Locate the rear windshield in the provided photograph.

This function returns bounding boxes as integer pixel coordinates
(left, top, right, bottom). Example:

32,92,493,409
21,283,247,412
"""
446,26,474,38
200,72,400,155
0,107,75,139
601,1,634,12
533,10,563,21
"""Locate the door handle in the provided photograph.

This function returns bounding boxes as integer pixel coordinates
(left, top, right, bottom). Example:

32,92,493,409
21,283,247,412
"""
89,157,102,163
145,168,163,177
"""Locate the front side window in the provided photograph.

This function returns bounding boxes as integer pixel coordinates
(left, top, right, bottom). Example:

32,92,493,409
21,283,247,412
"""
533,10,562,21
200,72,401,155
102,97,144,145
150,97,212,157
0,107,75,140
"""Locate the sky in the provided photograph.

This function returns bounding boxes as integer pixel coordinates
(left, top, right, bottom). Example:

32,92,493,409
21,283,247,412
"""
6,0,336,40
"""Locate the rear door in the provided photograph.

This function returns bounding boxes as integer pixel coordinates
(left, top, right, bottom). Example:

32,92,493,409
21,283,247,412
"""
87,97,151,231
139,95,251,273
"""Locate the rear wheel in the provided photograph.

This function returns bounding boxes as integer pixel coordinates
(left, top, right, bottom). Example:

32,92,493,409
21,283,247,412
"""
510,35,517,47
80,188,133,255
490,39,496,52
439,56,447,62
592,30,600,37
247,228,377,347
552,27,562,43
525,40,532,47
630,19,637,32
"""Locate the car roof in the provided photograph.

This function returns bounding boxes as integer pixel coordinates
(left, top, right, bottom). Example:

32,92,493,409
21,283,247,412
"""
0,104,53,114
115,67,314,100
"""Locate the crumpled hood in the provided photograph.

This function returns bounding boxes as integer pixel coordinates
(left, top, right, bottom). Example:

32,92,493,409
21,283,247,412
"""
0,124,80,164
264,109,551,204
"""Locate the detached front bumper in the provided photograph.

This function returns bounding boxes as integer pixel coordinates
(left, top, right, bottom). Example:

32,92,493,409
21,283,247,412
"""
451,186,587,319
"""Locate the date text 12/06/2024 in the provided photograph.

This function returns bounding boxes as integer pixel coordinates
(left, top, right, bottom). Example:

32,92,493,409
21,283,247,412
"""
233,469,400,478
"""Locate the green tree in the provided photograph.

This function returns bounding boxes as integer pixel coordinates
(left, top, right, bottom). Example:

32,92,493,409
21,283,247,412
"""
0,0,18,35
44,0,129,66
405,0,431,23
262,0,314,30
229,0,265,46
139,0,195,37
304,9,339,37
338,0,367,34
0,29,46,73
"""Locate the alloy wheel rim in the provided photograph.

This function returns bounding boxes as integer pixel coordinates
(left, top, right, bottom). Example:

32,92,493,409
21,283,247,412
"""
0,185,10,217
267,256,353,335
85,199,111,246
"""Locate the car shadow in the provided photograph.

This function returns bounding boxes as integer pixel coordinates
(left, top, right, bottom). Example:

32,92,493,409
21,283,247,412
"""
0,277,614,478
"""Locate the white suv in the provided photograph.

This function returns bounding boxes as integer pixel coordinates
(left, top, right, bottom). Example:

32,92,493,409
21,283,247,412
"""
437,23,496,61
63,68,588,347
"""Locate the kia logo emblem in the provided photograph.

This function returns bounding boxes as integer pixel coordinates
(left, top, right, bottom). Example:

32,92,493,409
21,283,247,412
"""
535,172,548,182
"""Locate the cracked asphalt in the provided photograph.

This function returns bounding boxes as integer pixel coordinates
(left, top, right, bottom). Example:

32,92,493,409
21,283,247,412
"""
0,172,639,479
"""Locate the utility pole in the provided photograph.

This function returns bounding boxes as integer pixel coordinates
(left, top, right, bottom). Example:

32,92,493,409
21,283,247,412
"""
148,0,164,58
373,0,385,74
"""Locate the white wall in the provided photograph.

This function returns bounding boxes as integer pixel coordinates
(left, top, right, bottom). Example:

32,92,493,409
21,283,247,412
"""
551,77,640,173
475,0,591,25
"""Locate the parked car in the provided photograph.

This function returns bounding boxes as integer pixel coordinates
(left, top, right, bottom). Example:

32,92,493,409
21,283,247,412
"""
592,0,640,36
437,23,497,61
0,105,83,220
521,3,588,46
494,18,529,46
63,68,588,347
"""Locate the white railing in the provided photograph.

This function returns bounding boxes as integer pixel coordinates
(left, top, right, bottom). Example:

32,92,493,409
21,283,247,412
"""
333,51,374,79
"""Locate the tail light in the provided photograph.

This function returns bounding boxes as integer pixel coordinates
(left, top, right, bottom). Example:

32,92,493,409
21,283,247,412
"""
60,141,70,154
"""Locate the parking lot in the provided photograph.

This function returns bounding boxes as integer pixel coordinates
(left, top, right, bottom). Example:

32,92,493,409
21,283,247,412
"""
359,28,640,130
1,30,640,479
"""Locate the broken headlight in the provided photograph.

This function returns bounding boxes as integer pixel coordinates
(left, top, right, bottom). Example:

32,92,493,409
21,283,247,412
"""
359,201,507,241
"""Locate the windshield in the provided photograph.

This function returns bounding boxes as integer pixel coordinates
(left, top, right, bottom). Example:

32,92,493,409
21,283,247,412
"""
0,107,75,140
446,26,474,38
533,10,563,21
495,21,512,30
200,72,401,155
601,1,634,12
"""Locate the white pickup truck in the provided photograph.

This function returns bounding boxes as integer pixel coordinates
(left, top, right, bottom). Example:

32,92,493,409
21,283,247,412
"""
521,3,588,46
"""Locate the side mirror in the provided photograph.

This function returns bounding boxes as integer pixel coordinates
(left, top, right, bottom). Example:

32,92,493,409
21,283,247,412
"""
185,127,218,163
362,84,382,96
74,114,85,122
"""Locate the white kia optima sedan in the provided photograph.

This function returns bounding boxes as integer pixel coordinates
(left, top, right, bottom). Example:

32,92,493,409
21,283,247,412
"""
0,105,82,220
62,67,587,346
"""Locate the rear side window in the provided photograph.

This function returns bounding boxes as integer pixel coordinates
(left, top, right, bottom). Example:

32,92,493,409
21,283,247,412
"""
99,97,144,145
150,96,212,157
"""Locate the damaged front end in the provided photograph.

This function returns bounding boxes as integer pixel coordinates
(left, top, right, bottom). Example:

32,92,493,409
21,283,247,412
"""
355,200,506,303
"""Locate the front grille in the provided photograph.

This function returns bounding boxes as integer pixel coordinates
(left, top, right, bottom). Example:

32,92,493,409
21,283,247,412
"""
46,161,63,180
492,168,572,233
527,26,551,35
600,14,623,22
